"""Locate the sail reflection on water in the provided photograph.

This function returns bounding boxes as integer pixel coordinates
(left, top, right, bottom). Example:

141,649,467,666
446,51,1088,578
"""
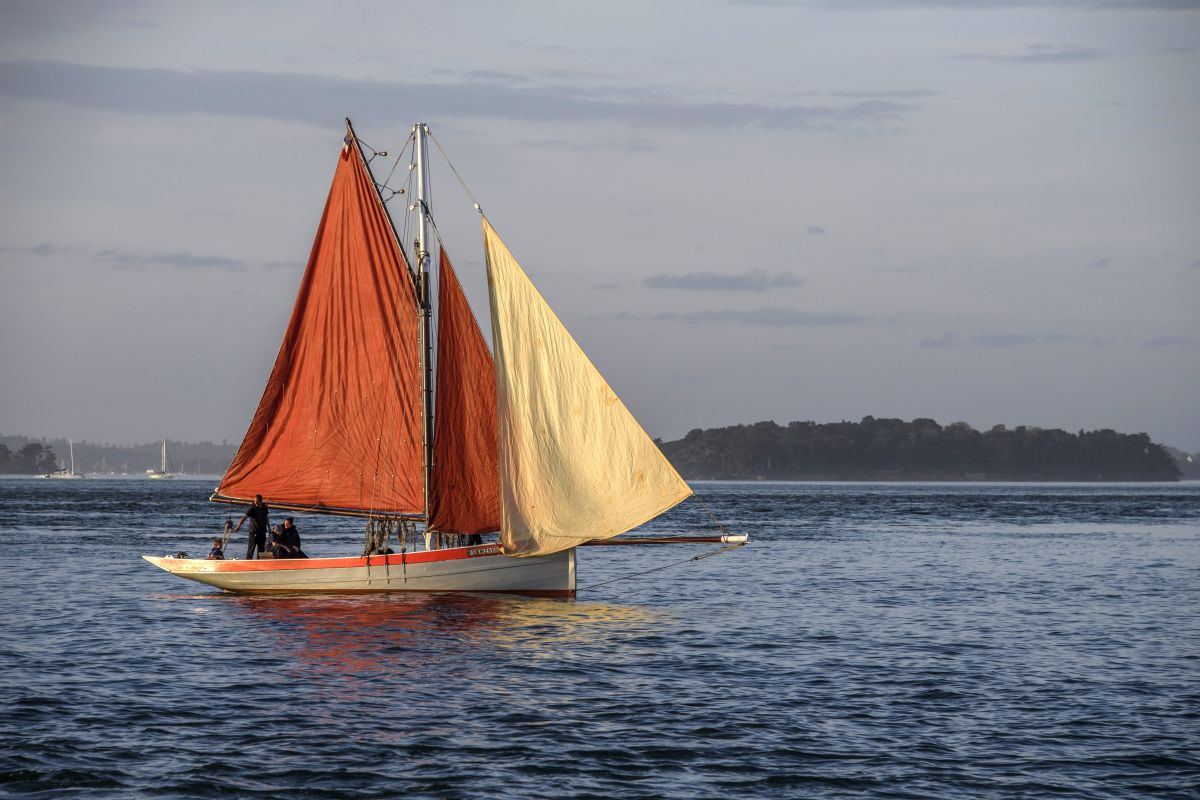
198,593,668,680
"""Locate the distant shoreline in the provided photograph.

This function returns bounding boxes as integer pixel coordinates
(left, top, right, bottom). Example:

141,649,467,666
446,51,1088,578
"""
4,474,1195,486
659,417,1197,482
6,416,1199,481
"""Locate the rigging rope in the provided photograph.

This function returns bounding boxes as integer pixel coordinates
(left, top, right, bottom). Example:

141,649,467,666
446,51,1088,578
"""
220,502,235,552
427,128,483,213
376,132,414,202
577,541,746,592
692,494,733,538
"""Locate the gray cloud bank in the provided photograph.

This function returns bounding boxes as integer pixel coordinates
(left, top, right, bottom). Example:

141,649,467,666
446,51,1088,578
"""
0,60,916,132
955,43,1112,63
920,331,1101,349
644,269,803,291
4,242,298,272
1142,335,1192,347
620,308,865,326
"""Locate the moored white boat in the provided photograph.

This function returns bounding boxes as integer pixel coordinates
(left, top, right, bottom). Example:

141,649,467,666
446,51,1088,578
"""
146,440,176,479
42,439,85,479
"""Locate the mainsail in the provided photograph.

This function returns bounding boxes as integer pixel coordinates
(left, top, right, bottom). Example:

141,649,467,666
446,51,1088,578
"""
217,140,424,515
428,249,501,534
483,219,693,557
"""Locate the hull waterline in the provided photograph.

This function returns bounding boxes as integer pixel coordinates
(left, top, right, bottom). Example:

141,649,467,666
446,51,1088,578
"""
143,544,575,597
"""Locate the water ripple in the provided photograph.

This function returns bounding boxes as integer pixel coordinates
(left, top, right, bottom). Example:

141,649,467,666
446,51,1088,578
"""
1,479,1198,797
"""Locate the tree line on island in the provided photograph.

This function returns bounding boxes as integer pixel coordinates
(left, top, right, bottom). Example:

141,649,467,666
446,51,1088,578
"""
657,417,1189,481
0,443,59,475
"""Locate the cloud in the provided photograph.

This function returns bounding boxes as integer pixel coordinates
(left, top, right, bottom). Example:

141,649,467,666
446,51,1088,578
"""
1,242,295,272
621,308,865,326
591,282,619,290
259,260,305,271
0,60,919,133
95,249,246,271
806,226,827,235
955,43,1112,64
0,4,156,37
919,331,959,349
730,0,1200,9
644,269,803,291
920,331,1109,349
1085,257,1111,268
1142,335,1193,347
0,242,78,256
827,89,937,99
921,333,1099,347
516,137,659,153
972,332,1074,347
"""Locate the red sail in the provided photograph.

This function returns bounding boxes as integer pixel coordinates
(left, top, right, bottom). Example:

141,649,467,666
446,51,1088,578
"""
217,140,424,515
428,249,501,533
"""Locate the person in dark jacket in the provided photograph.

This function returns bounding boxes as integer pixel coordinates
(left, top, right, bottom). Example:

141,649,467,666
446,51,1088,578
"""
234,494,269,559
207,538,225,560
266,524,284,558
279,516,307,559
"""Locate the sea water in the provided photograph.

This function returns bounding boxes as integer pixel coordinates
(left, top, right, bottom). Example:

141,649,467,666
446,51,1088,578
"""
0,478,1197,798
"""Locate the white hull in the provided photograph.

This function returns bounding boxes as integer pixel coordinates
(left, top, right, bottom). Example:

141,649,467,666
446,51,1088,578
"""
143,543,575,597
147,473,176,479
41,471,85,479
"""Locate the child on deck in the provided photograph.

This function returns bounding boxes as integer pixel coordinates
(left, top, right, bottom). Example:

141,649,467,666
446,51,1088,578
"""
207,538,225,560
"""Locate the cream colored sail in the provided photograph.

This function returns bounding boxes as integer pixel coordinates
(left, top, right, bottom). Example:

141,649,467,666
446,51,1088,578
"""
483,219,692,557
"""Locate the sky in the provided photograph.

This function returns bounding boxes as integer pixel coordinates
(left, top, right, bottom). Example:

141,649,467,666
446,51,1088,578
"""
1,0,1197,451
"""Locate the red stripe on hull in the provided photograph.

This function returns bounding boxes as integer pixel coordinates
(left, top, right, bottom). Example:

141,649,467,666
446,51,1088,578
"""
200,544,504,573
142,546,573,597
209,587,575,598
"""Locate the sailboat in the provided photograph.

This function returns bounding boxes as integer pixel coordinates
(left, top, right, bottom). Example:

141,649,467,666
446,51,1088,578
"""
42,439,85,479
146,440,176,479
144,121,745,597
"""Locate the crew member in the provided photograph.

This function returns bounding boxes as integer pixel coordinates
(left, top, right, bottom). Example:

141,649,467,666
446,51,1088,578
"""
234,494,270,559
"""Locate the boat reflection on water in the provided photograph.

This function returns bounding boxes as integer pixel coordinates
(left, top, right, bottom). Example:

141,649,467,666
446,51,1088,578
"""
194,592,668,692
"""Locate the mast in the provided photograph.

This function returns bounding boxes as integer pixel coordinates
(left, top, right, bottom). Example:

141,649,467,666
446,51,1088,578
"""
69,439,75,474
413,123,435,530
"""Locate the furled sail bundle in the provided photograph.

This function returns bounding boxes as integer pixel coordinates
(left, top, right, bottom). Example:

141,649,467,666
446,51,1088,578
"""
428,249,501,534
216,142,424,515
483,219,693,557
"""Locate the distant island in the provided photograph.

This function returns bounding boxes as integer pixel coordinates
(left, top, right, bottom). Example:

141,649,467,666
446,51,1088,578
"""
658,417,1190,482
3,421,1196,481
